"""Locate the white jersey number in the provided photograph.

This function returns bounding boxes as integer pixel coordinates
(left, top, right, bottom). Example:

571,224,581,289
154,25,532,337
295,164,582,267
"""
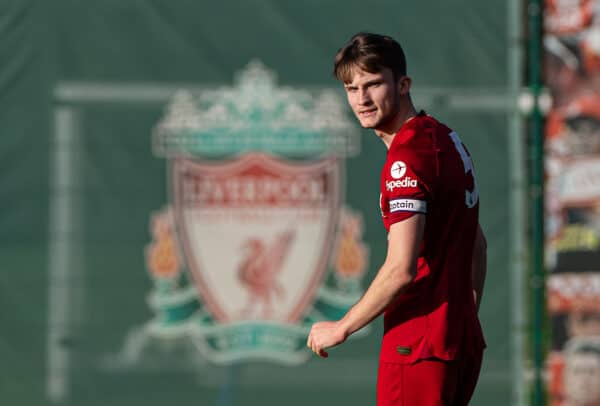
449,131,479,208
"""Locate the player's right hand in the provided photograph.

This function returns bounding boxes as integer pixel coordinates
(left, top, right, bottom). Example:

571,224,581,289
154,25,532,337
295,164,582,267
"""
306,320,348,358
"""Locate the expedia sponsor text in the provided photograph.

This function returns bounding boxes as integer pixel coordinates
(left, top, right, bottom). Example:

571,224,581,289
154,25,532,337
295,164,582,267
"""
386,177,418,191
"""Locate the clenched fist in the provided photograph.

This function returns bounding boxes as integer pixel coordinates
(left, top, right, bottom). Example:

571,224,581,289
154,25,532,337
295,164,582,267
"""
306,320,349,358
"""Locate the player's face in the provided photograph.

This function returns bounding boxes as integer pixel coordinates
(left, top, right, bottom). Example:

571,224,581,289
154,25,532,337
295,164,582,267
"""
343,67,407,130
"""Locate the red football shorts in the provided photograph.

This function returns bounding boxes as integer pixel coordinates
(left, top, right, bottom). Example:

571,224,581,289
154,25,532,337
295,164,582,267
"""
377,351,483,406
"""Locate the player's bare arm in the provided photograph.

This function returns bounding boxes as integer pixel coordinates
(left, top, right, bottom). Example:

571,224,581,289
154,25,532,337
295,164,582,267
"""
307,214,425,357
471,224,487,312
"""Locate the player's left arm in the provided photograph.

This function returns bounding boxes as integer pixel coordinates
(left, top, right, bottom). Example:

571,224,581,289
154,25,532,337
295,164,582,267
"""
307,214,425,357
471,223,487,312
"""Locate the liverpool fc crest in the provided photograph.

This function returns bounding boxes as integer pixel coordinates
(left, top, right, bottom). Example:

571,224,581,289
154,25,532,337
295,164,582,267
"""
121,61,369,365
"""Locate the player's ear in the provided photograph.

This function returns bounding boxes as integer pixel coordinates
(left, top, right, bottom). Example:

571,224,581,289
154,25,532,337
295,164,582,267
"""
397,75,411,96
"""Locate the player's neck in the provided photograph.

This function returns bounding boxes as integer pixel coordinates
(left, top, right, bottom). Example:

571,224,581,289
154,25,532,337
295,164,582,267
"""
375,104,418,149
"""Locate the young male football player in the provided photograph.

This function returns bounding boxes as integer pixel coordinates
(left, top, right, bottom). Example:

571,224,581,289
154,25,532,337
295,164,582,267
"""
307,32,487,405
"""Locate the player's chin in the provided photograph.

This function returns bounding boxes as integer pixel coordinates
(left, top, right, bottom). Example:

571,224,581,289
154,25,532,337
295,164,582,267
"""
358,117,379,129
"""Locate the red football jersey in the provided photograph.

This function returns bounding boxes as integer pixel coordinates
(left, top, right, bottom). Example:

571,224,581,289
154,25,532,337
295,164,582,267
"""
378,111,485,364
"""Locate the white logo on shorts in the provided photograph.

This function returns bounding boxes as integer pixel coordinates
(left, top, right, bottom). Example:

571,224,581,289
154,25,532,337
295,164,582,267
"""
390,161,407,179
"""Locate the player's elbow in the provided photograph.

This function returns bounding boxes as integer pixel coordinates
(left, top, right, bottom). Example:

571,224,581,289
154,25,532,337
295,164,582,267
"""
387,264,415,292
475,226,487,252
398,270,414,288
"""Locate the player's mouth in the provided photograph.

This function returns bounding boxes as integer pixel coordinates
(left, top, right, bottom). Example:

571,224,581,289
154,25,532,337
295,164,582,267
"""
358,109,377,117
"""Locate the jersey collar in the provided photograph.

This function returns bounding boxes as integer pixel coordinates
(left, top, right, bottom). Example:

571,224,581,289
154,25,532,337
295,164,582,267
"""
388,110,427,152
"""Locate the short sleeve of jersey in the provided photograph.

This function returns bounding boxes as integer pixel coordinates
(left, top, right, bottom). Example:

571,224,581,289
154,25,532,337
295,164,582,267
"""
381,129,437,225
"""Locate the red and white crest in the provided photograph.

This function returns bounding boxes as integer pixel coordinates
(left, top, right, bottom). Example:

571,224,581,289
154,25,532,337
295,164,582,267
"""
171,152,341,323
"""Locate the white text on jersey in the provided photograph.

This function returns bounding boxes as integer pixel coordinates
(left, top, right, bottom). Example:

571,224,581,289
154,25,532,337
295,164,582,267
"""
386,177,418,191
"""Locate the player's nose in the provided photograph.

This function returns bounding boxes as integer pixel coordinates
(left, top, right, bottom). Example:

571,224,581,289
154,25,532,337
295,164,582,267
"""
358,89,372,105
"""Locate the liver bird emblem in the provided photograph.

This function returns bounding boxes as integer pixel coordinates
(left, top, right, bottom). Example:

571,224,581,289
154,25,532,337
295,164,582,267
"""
237,230,295,320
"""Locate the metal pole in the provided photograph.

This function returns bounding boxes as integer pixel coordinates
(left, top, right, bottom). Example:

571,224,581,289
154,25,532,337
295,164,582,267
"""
46,107,82,403
508,0,527,404
527,0,546,404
